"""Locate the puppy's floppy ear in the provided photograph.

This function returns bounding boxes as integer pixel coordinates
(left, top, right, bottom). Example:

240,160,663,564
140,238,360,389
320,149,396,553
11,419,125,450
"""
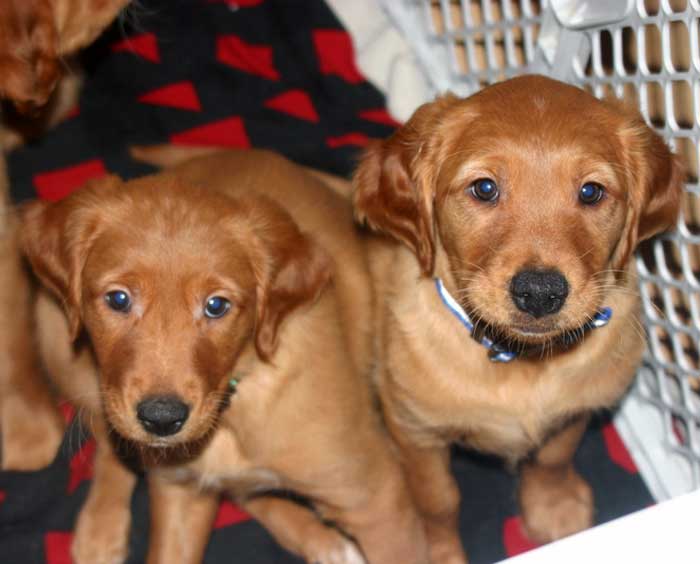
20,174,121,340
611,106,684,269
252,209,332,361
352,94,458,275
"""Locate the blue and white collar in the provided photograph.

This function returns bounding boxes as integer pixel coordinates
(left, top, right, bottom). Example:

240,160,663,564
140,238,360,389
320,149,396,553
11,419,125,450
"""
434,278,612,363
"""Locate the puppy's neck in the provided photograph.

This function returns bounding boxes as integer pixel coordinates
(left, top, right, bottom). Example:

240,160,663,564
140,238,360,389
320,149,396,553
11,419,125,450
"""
432,250,623,363
435,277,612,362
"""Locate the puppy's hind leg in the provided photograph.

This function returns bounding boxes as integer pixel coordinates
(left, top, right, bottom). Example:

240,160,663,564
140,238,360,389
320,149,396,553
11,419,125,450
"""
243,495,367,564
0,221,63,471
381,404,466,564
129,144,227,169
325,458,431,564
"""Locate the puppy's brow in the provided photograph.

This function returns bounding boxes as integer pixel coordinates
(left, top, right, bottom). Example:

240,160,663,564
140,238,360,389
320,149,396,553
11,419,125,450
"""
580,167,618,190
453,161,498,185
197,276,247,302
92,268,146,289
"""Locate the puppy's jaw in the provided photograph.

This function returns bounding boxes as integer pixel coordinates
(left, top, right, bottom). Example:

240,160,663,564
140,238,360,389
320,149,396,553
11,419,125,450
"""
93,324,250,447
456,266,610,346
91,313,245,448
101,383,229,448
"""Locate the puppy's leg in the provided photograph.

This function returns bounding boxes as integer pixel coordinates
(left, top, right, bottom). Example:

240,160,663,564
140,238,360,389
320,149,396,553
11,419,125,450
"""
71,417,137,564
146,475,218,564
379,403,465,564
32,288,134,561
243,496,367,564
395,441,465,564
518,415,592,543
325,460,430,564
129,144,226,169
0,222,63,470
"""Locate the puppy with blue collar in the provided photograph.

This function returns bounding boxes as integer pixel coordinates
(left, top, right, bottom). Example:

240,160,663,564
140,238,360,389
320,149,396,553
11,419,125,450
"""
353,75,682,564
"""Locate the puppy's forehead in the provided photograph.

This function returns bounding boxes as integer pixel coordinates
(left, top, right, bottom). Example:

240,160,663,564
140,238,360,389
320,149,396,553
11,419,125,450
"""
440,78,625,183
466,75,611,121
84,179,257,283
464,90,616,147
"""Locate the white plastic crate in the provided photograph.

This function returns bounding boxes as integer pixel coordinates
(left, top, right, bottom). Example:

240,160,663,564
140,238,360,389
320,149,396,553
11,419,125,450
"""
373,0,700,502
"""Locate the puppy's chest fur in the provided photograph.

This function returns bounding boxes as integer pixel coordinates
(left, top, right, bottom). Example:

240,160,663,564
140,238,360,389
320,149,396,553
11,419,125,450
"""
380,275,642,461
170,428,284,497
163,369,295,498
157,309,368,500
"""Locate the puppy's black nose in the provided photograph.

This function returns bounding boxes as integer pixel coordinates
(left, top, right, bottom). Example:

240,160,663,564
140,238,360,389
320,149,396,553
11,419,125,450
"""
136,396,189,437
510,270,569,319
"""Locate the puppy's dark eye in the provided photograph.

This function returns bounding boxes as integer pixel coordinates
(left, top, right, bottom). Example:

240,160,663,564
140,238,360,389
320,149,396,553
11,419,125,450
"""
579,182,605,205
204,296,231,319
469,178,499,202
105,290,131,313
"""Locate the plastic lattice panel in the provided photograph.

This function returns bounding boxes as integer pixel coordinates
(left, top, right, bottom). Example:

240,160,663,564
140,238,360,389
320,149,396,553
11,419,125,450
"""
381,0,700,500
568,0,700,498
428,0,547,90
380,1,549,96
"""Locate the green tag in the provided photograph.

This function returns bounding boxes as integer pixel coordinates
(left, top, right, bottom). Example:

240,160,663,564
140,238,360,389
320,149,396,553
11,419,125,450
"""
228,378,239,393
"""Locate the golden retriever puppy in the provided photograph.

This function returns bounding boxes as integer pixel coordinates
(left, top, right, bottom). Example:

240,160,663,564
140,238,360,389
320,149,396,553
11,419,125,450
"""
0,151,65,470
0,0,130,472
352,75,683,563
21,149,428,564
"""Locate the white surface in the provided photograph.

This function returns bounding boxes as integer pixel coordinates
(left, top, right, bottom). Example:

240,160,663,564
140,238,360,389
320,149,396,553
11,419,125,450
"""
550,0,633,29
615,380,695,501
496,489,700,564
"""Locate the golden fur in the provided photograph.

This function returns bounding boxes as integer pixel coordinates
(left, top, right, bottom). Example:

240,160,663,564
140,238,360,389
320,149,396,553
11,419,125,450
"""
0,0,129,473
21,149,428,564
352,75,683,563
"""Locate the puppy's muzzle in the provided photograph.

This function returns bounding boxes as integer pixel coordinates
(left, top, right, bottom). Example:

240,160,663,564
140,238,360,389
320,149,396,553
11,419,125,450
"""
136,396,190,437
510,270,569,318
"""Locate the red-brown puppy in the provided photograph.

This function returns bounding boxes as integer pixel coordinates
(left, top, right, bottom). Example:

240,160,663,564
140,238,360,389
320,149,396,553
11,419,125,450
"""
0,0,129,474
353,75,683,563
22,149,428,564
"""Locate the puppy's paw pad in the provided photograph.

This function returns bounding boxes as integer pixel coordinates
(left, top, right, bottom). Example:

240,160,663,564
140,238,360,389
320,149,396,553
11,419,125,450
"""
306,530,366,564
521,473,593,543
1,412,63,471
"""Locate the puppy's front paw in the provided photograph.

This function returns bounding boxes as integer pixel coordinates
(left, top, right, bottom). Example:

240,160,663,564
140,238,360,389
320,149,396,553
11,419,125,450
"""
429,544,468,564
71,498,131,564
519,466,593,544
1,399,63,471
304,527,366,564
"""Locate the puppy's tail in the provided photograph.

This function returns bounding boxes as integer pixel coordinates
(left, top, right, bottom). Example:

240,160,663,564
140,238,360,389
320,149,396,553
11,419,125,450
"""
131,144,353,198
129,144,229,169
